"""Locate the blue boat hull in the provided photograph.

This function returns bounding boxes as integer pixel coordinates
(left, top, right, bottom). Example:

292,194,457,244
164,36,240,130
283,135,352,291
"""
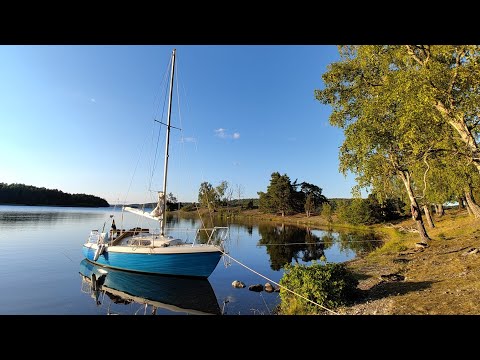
82,245,222,278
79,259,221,314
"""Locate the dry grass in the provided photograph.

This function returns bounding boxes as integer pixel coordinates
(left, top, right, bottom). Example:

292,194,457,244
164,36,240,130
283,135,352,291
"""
339,208,480,315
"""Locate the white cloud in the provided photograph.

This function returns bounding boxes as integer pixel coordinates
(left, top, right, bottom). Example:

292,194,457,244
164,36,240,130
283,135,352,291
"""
90,98,96,103
183,137,196,143
214,128,227,138
214,128,240,140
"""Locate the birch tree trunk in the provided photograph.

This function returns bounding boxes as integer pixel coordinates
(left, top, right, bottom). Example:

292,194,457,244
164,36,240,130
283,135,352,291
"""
435,101,480,176
466,199,473,216
398,170,430,243
464,187,480,218
423,205,435,228
437,203,444,217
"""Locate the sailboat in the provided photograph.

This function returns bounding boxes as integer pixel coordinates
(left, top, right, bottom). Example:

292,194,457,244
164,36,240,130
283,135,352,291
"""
82,49,228,278
79,259,221,315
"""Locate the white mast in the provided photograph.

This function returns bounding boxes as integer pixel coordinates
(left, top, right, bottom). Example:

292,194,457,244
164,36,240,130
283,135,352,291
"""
161,48,176,236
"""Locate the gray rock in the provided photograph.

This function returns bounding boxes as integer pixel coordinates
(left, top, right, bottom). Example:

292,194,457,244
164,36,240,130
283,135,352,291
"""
415,242,429,250
380,273,405,282
264,283,274,293
232,280,246,288
248,284,264,292
462,248,479,256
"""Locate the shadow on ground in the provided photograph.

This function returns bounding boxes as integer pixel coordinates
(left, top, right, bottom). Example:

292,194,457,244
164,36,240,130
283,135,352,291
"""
353,280,436,304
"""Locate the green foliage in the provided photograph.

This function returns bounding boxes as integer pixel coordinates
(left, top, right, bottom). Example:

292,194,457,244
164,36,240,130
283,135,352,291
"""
215,180,229,204
198,180,232,210
381,197,407,220
296,182,328,214
314,45,461,241
348,198,376,225
336,195,405,225
304,193,314,217
328,198,350,211
167,192,177,204
258,172,328,216
279,262,359,314
258,172,294,216
315,45,480,227
198,182,214,207
402,46,480,174
0,182,109,207
321,202,333,223
198,181,218,210
179,203,196,212
335,201,351,223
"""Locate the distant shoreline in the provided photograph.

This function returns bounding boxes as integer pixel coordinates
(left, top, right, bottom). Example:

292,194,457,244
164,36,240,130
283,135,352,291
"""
0,203,111,208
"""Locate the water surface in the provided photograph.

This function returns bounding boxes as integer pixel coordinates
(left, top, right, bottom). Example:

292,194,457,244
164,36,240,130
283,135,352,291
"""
0,205,381,315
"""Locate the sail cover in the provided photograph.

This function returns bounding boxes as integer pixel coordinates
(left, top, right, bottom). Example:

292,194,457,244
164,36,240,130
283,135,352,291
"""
123,191,164,221
150,191,164,219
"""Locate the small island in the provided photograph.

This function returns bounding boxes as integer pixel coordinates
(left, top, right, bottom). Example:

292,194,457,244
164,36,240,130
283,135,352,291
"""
0,182,110,207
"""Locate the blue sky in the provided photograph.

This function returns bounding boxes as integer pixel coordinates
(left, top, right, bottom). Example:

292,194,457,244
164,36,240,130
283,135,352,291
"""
0,45,357,204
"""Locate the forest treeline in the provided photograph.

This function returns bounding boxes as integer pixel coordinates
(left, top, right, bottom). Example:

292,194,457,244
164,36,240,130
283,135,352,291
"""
0,183,109,207
191,173,408,225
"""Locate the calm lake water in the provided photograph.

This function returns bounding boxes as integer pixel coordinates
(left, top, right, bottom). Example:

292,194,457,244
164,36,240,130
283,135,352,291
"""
0,205,381,315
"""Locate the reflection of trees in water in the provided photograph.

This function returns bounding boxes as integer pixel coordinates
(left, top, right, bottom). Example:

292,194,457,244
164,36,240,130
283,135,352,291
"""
0,210,105,226
302,228,327,263
259,225,383,271
336,232,382,255
258,224,330,271
320,231,336,248
165,214,179,226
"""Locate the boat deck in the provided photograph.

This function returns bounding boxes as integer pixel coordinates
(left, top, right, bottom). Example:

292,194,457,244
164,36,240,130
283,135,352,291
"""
113,232,189,248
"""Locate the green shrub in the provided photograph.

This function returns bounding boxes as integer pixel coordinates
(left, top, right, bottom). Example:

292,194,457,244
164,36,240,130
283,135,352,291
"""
180,204,196,212
321,202,333,223
335,195,406,226
335,201,351,223
279,262,358,314
347,198,376,225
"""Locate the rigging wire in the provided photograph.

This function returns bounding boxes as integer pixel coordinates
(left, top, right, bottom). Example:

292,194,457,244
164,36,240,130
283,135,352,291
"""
149,55,171,195
121,52,171,230
259,292,272,315
174,55,211,229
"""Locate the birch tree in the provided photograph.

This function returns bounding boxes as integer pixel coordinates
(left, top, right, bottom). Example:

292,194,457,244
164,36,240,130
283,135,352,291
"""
315,46,443,244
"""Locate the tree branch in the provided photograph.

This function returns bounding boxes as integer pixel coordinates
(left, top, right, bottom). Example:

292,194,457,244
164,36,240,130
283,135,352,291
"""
418,45,430,64
361,73,383,87
418,152,431,200
406,45,423,66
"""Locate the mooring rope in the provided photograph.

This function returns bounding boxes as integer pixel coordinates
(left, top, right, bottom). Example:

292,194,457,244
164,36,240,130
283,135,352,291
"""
216,247,339,315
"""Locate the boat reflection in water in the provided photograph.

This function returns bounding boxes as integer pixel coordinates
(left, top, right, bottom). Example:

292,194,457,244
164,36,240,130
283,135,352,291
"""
79,259,221,315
